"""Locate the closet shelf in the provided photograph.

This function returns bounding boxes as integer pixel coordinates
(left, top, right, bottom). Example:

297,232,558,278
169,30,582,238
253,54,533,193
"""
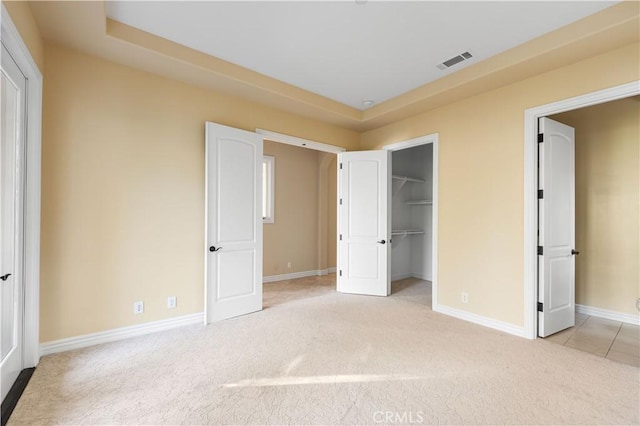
405,200,433,205
391,229,425,236
392,175,425,183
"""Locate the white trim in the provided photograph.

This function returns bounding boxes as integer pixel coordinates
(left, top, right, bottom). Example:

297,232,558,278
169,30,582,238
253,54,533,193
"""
434,303,527,338
383,133,439,313
523,81,640,339
256,129,346,154
40,313,204,356
263,269,334,283
392,273,413,281
411,273,431,281
327,267,337,274
391,273,432,282
383,133,437,152
576,304,640,326
1,4,43,369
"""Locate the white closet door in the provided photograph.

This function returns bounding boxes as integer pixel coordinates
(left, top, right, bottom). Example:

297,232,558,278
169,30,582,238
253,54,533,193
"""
205,122,263,323
337,150,390,296
1,42,26,402
538,117,576,337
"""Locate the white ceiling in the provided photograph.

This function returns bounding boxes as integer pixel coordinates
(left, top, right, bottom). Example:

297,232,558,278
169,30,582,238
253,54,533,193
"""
106,1,617,110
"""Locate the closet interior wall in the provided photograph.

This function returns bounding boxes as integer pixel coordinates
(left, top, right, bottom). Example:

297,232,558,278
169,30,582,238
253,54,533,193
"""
391,144,433,281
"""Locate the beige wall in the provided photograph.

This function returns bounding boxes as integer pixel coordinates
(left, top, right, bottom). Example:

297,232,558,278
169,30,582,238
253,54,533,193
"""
2,0,44,70
40,44,358,342
361,42,640,327
36,28,640,340
551,98,639,315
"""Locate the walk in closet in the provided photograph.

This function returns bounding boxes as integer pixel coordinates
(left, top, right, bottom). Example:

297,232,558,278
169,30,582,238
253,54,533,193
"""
391,143,433,281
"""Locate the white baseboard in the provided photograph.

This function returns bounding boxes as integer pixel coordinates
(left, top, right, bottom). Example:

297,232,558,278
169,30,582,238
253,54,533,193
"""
391,273,432,282
40,312,204,356
392,273,413,281
411,273,432,281
328,267,337,273
433,304,526,338
576,304,639,325
263,269,336,283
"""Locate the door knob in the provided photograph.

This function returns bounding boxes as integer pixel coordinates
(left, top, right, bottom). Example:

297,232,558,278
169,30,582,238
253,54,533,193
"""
209,246,222,252
0,273,11,281
377,240,386,245
571,249,580,255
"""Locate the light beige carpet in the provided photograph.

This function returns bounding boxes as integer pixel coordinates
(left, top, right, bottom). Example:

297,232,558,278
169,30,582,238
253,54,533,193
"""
9,276,640,425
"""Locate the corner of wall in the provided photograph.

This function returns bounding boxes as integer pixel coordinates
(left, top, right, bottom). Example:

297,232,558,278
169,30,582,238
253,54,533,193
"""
2,0,45,71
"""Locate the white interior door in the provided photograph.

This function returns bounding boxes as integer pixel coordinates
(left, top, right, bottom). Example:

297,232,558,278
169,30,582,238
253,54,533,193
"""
538,117,576,337
337,150,390,296
205,122,263,323
1,43,26,402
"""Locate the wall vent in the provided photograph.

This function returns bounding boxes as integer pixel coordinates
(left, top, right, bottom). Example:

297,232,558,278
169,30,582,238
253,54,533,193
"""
436,51,473,70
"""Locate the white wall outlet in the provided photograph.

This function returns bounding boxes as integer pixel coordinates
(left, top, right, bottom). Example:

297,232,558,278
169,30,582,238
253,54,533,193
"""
287,262,292,269
167,296,177,309
461,292,469,304
133,301,144,314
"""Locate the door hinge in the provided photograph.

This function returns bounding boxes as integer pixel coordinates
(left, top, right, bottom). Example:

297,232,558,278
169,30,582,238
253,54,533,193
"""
340,163,343,170
537,246,543,255
537,133,544,143
538,189,544,199
339,270,342,277
340,198,342,205
339,234,342,241
537,302,543,312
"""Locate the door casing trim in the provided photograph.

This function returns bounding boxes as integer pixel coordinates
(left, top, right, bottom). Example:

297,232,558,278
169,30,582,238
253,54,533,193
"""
523,81,639,339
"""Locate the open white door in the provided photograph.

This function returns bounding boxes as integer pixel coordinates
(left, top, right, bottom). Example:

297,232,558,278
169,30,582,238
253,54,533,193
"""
538,117,576,337
205,122,263,323
337,150,391,296
1,42,26,402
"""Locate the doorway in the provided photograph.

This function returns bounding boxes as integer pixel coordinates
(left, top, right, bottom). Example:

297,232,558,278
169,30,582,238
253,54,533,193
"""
335,133,439,307
537,97,639,366
387,138,436,306
261,139,339,309
523,81,640,339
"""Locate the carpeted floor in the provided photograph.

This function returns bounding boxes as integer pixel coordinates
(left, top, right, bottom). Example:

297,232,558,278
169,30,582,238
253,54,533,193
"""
8,275,640,425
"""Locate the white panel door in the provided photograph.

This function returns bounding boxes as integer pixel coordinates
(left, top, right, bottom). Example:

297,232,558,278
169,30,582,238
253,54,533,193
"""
538,117,576,337
205,122,263,323
1,43,26,402
337,150,390,296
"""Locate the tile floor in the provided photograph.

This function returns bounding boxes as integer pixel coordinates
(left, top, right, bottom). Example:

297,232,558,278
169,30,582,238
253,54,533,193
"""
544,313,640,366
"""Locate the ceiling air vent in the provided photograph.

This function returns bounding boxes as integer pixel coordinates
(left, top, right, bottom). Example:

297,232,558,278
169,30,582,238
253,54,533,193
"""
436,51,473,70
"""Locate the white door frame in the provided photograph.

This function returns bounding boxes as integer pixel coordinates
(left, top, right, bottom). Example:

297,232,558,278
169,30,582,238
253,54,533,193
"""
1,5,43,367
383,133,439,307
523,81,639,339
255,129,346,154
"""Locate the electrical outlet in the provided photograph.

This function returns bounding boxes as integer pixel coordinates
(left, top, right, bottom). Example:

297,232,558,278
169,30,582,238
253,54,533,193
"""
133,301,144,314
287,262,292,269
167,296,177,309
461,292,469,304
